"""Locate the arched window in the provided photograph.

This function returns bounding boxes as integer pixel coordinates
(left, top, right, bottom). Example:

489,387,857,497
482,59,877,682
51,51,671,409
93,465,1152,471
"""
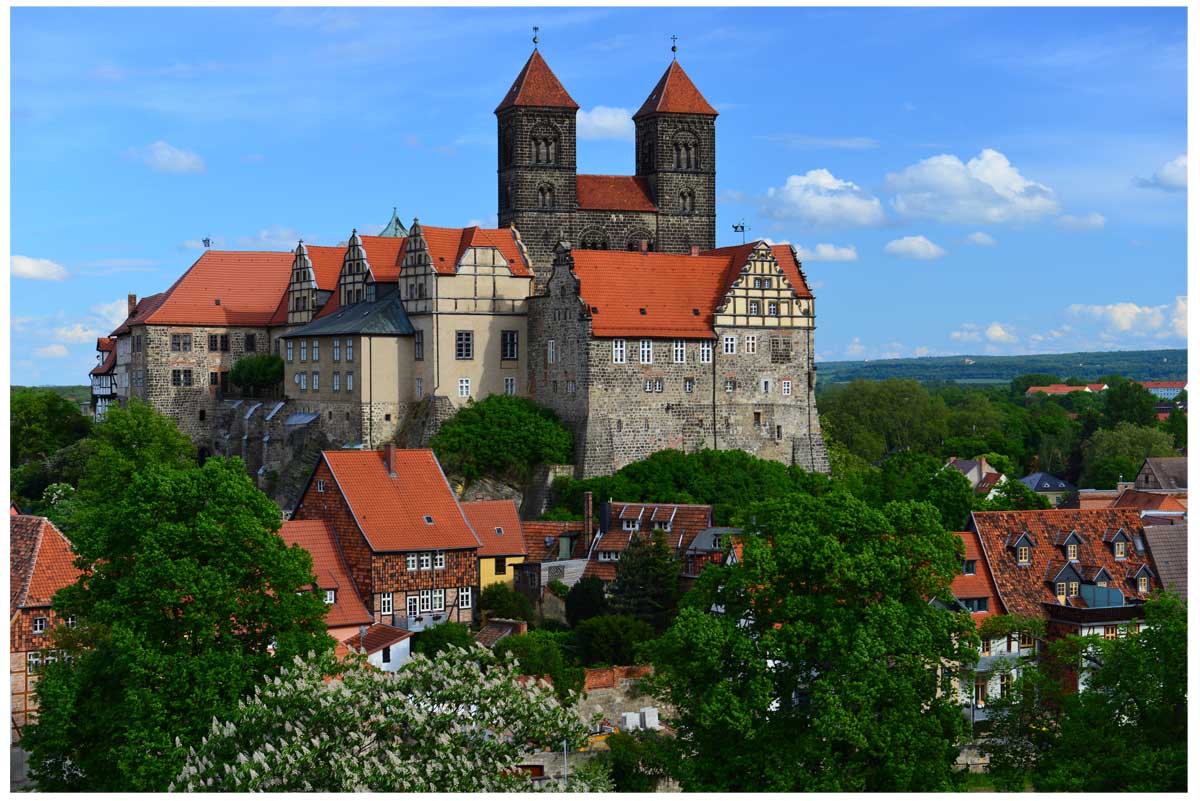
538,183,555,209
500,126,515,168
580,230,609,250
673,132,699,171
531,124,558,165
626,230,654,251
680,189,695,215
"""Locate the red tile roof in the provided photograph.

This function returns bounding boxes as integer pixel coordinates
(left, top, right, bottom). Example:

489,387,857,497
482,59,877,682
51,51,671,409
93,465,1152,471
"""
111,291,169,335
495,50,579,112
583,561,618,582
634,61,718,119
358,235,408,283
279,519,372,629
576,175,657,212
1025,384,1106,395
342,623,412,656
96,337,115,352
1111,489,1187,513
90,348,116,376
11,515,80,611
144,250,294,327
971,509,1157,619
520,520,583,562
1139,381,1187,390
270,243,348,325
320,449,481,553
951,531,1002,628
415,226,532,277
462,500,528,558
572,242,812,338
603,502,714,554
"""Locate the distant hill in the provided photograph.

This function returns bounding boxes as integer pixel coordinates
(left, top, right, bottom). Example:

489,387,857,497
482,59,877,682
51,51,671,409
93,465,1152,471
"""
816,349,1187,386
13,385,91,405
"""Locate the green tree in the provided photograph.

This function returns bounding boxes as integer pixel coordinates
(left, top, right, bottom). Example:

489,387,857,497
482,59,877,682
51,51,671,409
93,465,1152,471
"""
565,575,611,627
430,394,573,483
609,533,681,633
975,477,1051,512
1163,392,1187,449
642,493,978,791
982,593,1186,792
1010,373,1062,397
170,649,601,791
574,614,655,666
1101,378,1158,429
594,730,671,792
24,404,331,791
411,621,478,657
478,582,535,622
10,387,92,465
1080,422,1176,488
819,379,949,462
493,629,583,700
228,353,284,397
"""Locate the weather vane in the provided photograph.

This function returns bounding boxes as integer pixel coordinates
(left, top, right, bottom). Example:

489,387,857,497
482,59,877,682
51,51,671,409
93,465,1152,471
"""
671,34,678,59
533,26,539,49
732,220,750,244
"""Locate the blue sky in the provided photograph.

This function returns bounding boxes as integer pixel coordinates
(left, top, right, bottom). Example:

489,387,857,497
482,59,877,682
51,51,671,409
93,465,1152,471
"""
11,6,1187,386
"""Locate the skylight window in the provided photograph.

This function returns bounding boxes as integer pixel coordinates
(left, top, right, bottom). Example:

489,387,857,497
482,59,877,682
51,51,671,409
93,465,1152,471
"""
424,515,434,524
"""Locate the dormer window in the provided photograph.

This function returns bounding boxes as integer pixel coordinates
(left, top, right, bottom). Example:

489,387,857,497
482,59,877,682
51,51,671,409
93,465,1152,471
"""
1068,581,1080,598
1138,576,1149,593
1066,543,1078,561
1055,581,1067,599
324,590,336,605
1017,546,1031,564
622,518,639,532
963,560,977,575
1114,541,1126,559
653,520,672,532
1096,580,1107,588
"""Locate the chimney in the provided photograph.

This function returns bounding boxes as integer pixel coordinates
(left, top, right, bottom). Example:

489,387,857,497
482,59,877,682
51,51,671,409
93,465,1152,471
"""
384,444,397,478
639,239,649,253
689,245,701,256
127,293,137,316
583,491,594,550
516,620,528,636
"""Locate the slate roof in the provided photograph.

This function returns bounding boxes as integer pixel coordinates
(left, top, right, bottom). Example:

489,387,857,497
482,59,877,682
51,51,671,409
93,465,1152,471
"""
951,530,1002,628
576,175,657,212
279,519,372,629
1143,524,1187,598
1020,472,1075,493
342,623,413,656
1141,457,1188,490
318,449,482,553
571,242,811,338
634,61,718,119
144,251,295,326
11,515,80,612
283,292,414,339
461,500,528,558
971,509,1157,618
495,49,579,112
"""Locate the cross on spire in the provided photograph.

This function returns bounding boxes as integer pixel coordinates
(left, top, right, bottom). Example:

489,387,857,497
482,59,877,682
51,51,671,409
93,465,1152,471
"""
671,34,678,59
532,25,539,49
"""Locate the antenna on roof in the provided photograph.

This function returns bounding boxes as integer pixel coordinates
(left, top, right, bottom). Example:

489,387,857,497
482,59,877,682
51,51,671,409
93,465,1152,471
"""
532,25,539,49
671,34,678,60
732,220,749,244
202,237,212,249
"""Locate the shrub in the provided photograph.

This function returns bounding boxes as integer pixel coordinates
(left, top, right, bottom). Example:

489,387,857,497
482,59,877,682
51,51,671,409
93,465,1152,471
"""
411,622,477,657
430,395,573,483
574,614,655,667
228,353,284,396
565,576,610,627
479,582,534,622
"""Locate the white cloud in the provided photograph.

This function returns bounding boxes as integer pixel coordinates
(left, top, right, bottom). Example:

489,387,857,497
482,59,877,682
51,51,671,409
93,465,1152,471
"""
884,235,945,260
1069,300,1181,338
53,323,102,343
92,299,130,329
763,169,886,226
1172,296,1187,339
965,231,997,247
950,324,981,343
794,243,858,262
879,342,905,359
757,134,879,150
236,227,310,250
1136,154,1186,192
985,322,1018,344
1055,212,1106,231
887,148,1060,224
914,346,931,357
845,337,866,357
12,255,68,281
577,106,635,141
35,344,69,358
131,140,205,174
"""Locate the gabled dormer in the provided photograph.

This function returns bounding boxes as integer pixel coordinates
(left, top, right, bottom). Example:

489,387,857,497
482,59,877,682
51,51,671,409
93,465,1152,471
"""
1053,529,1084,562
1102,527,1134,560
287,241,319,326
1126,563,1155,595
1004,530,1037,565
1047,561,1084,602
338,229,377,308
1082,565,1114,587
713,242,814,328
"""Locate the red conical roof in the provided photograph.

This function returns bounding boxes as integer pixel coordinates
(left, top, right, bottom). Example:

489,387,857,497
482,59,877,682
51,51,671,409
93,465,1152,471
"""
634,61,718,119
495,50,579,113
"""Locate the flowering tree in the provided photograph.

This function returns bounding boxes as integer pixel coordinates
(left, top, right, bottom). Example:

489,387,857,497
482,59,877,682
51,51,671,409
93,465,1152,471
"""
171,648,604,792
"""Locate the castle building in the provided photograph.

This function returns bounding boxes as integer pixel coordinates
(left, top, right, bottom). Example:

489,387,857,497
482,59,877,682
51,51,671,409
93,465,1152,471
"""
91,46,827,491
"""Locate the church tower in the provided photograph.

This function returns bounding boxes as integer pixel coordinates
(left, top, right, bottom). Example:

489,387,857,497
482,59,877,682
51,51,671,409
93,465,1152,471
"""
495,48,579,274
634,60,718,253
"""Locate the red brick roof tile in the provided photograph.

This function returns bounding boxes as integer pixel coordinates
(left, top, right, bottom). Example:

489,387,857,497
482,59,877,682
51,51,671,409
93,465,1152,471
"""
270,243,348,325
111,290,170,335
96,337,115,352
320,449,481,553
520,520,582,562
576,175,657,212
971,509,1157,619
1138,381,1187,390
951,530,1002,629
416,226,532,277
495,50,579,112
10,515,80,612
145,250,294,327
1111,489,1187,513
90,348,116,376
634,61,718,119
342,622,412,656
279,519,372,629
462,500,528,558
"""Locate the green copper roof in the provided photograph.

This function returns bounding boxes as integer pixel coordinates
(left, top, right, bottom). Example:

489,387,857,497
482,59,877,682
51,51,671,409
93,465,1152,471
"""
378,208,408,238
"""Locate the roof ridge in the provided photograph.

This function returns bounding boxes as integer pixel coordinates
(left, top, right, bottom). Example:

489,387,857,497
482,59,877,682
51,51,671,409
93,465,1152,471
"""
14,517,47,610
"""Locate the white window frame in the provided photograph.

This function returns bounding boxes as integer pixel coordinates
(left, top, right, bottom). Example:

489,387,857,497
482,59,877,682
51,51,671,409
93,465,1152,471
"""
700,341,713,364
324,589,336,605
504,376,516,396
458,378,471,398
782,380,792,396
420,589,432,613
32,617,47,634
723,335,737,355
459,587,472,609
622,518,639,532
684,378,695,394
380,592,393,615
332,372,340,392
644,379,654,393
415,377,424,398
311,339,320,362
311,371,319,391
300,340,307,362
640,339,653,364
749,300,760,315
547,339,557,365
407,595,419,618
346,338,354,361
347,371,354,391
333,338,341,361
299,372,307,391
725,378,736,393
286,340,294,362
613,338,626,364
420,552,432,570
434,551,446,570
768,302,779,316
673,339,686,363
316,479,326,493
432,588,445,612
406,553,418,571
1138,576,1149,593
745,335,757,354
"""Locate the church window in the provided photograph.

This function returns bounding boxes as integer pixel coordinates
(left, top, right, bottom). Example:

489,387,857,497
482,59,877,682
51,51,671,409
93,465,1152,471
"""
580,230,609,250
538,184,555,209
531,127,558,165
501,126,514,168
680,190,695,215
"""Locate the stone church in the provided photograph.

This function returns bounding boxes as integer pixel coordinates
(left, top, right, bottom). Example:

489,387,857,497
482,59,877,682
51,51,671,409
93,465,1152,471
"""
90,47,828,489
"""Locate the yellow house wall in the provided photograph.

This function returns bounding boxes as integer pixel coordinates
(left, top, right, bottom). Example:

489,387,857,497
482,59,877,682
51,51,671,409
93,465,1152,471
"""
478,553,526,589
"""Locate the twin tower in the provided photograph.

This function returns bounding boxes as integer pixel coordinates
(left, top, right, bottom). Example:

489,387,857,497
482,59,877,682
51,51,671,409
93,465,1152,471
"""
495,50,718,275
